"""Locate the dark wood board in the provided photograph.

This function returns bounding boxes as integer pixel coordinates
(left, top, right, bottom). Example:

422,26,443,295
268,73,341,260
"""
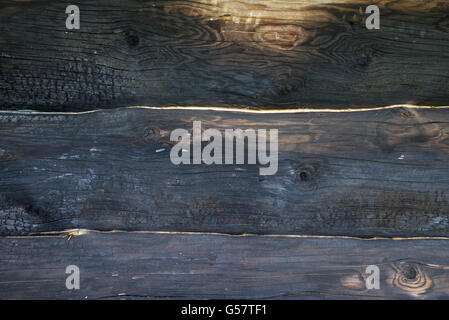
1,231,449,299
2,107,449,237
1,0,449,111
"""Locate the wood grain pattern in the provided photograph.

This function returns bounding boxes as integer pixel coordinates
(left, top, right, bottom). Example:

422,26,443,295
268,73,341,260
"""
1,107,449,237
0,0,448,111
1,232,449,299
1,0,449,300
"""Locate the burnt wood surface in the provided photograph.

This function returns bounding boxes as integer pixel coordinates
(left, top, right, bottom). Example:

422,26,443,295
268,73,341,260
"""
1,231,449,299
1,107,449,238
2,0,449,300
0,0,449,111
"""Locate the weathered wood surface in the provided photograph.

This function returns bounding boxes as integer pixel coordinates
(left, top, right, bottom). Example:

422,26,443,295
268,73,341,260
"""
1,107,449,237
1,0,449,111
1,232,449,299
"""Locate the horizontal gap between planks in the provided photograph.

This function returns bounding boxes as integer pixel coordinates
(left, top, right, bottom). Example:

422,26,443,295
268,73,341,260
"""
1,104,449,115
5,229,449,241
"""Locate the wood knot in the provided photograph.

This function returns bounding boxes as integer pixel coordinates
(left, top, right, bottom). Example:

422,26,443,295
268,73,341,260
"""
299,170,310,182
253,24,310,50
355,47,372,67
402,264,417,280
0,147,16,161
392,261,432,295
293,162,320,183
391,107,415,119
346,13,362,30
143,126,163,143
125,30,140,48
206,19,224,33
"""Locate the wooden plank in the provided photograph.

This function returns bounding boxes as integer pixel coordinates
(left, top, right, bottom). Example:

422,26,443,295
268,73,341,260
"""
1,231,449,299
1,0,449,111
1,107,449,237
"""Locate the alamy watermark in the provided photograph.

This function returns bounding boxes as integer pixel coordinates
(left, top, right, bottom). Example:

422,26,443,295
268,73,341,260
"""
65,5,80,30
65,265,80,290
65,5,380,31
365,5,380,30
365,265,380,289
170,121,278,175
